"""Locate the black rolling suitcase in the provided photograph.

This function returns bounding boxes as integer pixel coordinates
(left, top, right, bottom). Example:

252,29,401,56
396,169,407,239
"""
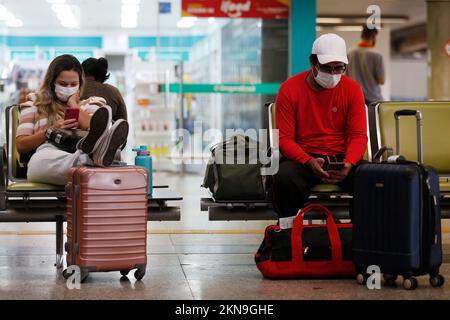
353,109,444,290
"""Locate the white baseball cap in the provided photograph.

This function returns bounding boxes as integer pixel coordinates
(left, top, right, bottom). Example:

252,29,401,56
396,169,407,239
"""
312,33,348,64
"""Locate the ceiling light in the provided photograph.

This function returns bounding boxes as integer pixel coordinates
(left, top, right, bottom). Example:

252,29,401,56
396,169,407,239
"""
333,26,364,32
4,11,16,21
177,17,197,29
317,25,363,32
0,5,7,17
316,15,408,26
317,18,343,24
121,0,140,29
49,2,80,29
0,5,23,28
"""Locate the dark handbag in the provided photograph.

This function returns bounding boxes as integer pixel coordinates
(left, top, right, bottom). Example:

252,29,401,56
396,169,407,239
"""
202,134,267,201
45,128,87,153
255,204,356,279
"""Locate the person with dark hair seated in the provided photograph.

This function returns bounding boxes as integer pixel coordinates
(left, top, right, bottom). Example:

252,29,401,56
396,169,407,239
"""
81,57,128,122
273,34,368,228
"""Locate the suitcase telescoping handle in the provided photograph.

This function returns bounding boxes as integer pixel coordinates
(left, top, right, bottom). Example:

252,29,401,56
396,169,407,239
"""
394,109,423,164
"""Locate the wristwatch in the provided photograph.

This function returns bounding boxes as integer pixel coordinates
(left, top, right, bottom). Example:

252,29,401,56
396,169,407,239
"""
45,128,53,140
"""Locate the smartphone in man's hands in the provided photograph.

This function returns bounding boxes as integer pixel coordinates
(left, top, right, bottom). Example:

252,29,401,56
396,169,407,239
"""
327,162,345,171
64,107,80,121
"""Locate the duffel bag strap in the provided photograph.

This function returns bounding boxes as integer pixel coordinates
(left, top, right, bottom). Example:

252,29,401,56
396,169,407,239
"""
291,204,343,264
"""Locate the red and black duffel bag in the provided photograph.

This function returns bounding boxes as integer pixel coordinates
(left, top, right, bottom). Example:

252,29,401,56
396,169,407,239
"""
255,204,356,279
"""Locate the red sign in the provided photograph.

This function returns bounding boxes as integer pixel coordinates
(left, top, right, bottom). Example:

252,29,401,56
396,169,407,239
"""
182,0,290,19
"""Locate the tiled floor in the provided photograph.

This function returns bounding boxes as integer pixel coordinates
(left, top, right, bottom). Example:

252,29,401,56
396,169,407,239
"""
0,172,449,300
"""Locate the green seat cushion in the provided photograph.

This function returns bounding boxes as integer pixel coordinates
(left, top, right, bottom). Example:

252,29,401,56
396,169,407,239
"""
378,102,450,173
440,181,450,193
311,184,343,193
7,182,64,192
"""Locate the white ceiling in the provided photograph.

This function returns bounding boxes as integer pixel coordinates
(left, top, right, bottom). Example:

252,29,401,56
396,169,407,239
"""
0,0,427,35
1,0,219,35
317,0,426,29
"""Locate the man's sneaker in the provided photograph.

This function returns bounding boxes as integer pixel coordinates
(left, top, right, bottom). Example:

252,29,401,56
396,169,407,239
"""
79,106,112,154
92,120,129,167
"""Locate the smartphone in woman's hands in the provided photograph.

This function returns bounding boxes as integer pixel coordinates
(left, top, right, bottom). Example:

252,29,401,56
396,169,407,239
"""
64,107,80,121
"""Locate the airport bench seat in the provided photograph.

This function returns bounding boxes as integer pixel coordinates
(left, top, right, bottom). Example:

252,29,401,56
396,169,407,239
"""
201,101,450,221
0,105,183,268
200,102,367,221
7,182,64,192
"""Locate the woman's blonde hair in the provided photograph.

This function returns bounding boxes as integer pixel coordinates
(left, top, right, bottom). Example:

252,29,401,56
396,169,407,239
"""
35,54,84,125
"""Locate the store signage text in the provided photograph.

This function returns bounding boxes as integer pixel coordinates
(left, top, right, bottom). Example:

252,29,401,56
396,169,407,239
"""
181,0,289,19
162,83,281,94
221,0,251,18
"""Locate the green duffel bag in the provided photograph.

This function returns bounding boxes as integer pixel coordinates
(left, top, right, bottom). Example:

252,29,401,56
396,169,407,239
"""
202,134,267,201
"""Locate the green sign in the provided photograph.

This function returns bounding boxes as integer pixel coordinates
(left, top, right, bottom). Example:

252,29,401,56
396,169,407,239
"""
162,83,281,95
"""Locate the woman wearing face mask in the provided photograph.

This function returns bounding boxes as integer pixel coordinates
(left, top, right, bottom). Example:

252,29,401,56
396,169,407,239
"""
16,54,129,185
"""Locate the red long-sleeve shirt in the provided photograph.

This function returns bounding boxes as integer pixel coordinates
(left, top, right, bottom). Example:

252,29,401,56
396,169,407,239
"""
275,71,368,166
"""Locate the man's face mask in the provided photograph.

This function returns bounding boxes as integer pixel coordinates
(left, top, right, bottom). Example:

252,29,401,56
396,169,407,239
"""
55,84,79,102
313,65,342,89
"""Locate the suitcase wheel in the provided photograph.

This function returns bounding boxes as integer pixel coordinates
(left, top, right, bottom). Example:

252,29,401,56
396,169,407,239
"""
80,270,89,283
356,273,368,285
120,270,130,277
429,274,445,288
134,267,146,281
402,277,418,290
383,274,398,287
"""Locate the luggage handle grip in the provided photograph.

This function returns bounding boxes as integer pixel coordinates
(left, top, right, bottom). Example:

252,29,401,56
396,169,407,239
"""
394,109,423,164
394,110,422,119
292,204,343,263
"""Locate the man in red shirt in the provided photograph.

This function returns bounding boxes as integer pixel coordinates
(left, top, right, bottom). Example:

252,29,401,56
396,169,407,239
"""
273,33,367,224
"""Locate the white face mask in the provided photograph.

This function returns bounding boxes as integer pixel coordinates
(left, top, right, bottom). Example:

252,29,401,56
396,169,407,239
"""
313,67,342,89
55,84,79,102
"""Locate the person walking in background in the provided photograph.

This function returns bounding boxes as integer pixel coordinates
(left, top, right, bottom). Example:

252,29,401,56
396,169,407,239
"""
81,57,128,121
347,25,385,106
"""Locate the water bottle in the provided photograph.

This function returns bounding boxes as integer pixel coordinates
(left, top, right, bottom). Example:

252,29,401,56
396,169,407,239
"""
132,145,153,197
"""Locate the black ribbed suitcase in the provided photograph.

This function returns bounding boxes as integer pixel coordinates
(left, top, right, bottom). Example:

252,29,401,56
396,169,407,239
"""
352,109,444,290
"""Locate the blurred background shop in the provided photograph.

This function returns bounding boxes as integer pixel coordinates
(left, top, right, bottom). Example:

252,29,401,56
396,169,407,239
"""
0,0,448,174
